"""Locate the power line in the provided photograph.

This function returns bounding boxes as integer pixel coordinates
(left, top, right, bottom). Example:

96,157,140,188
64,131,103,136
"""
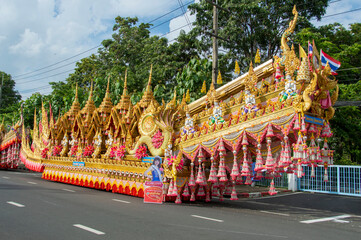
13,60,79,82
19,85,53,94
13,45,101,78
321,7,361,19
150,11,189,30
160,21,195,38
148,0,193,24
12,2,195,79
16,69,75,85
178,0,192,30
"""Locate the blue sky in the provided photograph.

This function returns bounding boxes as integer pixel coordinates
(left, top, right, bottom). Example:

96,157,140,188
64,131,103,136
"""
0,0,359,99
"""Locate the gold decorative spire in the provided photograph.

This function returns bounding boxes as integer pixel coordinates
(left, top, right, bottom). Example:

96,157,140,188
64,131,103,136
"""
123,69,128,96
248,61,254,75
201,80,206,93
33,108,38,138
75,83,78,101
116,69,131,111
297,56,311,82
255,48,261,64
81,79,96,114
145,64,153,94
235,61,240,75
66,83,81,117
88,80,93,101
41,100,49,131
106,75,110,96
245,61,257,92
206,80,217,104
138,65,158,108
99,75,113,114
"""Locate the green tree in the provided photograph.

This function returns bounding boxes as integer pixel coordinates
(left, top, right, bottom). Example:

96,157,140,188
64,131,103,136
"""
296,23,361,83
188,0,329,78
175,58,212,102
0,71,22,128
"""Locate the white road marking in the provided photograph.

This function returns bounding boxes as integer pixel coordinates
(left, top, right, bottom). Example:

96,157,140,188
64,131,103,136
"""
2,176,10,179
260,211,290,216
7,201,25,207
333,219,350,223
73,224,105,235
301,214,352,224
27,181,37,184
112,199,130,204
191,215,224,222
63,189,75,193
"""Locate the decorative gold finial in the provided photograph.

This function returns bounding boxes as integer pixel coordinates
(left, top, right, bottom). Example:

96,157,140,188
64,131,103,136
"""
98,74,113,115
297,56,311,82
67,83,81,117
201,80,206,94
106,75,110,93
75,83,78,101
116,69,131,111
88,80,94,100
248,61,254,75
33,108,38,135
235,61,240,75
255,49,261,64
123,69,128,95
80,79,96,116
145,64,153,93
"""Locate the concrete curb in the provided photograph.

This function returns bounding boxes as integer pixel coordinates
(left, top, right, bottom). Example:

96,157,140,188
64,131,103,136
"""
237,190,292,198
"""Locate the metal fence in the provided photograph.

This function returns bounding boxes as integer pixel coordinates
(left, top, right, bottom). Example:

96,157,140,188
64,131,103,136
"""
255,173,289,188
298,165,361,197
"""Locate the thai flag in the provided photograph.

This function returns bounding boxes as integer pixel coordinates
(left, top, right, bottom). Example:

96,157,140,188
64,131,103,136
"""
320,49,341,75
308,41,313,56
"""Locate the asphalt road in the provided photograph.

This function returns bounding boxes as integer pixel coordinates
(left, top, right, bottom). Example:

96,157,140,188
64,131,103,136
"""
1,169,361,240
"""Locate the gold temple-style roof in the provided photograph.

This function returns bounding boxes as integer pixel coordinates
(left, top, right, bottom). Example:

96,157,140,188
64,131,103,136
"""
116,69,132,110
98,75,113,114
66,83,81,117
33,108,38,138
80,80,96,115
137,65,158,109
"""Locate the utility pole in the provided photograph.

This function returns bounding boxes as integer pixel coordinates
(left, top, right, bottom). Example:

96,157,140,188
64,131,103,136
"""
212,0,218,89
206,0,230,88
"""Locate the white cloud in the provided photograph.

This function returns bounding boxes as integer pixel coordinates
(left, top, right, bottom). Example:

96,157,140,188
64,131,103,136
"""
0,0,179,99
10,29,45,56
167,0,197,41
312,0,361,28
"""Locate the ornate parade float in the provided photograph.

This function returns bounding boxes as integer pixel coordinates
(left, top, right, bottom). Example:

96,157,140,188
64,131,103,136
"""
0,119,22,169
16,6,338,203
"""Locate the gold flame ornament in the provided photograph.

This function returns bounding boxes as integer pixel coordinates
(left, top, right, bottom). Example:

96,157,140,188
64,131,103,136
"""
185,89,190,103
235,60,240,75
201,80,206,93
217,71,223,85
255,49,261,64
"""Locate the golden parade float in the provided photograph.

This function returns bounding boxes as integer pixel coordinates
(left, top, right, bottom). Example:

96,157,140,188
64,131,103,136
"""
17,6,338,203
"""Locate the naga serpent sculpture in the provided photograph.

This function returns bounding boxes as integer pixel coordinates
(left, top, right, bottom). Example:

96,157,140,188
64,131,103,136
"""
126,95,180,157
